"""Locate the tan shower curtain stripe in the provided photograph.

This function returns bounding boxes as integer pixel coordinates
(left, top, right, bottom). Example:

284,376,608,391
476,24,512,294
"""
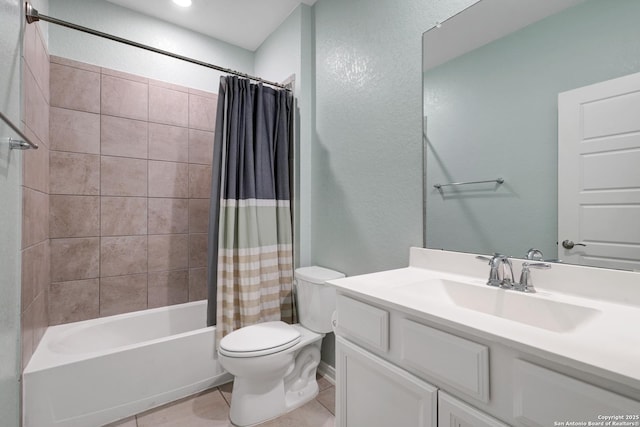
217,234,294,336
218,246,293,267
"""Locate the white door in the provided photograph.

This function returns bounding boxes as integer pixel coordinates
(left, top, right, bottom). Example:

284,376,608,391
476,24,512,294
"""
558,71,640,270
335,336,437,427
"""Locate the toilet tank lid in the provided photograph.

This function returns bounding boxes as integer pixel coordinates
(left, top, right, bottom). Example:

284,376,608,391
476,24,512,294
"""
295,266,345,284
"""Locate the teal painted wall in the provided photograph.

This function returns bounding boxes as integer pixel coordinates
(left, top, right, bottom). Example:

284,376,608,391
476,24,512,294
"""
424,0,640,258
312,0,477,365
311,0,475,276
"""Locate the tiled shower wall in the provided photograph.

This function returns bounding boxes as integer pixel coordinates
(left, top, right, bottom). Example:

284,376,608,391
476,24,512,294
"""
21,21,51,370
48,56,217,325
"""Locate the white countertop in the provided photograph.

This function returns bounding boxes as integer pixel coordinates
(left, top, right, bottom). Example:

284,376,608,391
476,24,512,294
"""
328,247,640,393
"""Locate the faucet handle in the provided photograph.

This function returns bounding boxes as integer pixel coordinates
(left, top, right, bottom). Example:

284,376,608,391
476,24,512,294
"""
475,253,502,263
516,262,551,293
524,262,551,269
476,254,507,287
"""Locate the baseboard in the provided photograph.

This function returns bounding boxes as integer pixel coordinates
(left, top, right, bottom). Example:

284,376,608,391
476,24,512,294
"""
317,361,335,385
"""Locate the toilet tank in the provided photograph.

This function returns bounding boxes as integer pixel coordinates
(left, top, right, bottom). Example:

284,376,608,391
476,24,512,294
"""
295,266,345,333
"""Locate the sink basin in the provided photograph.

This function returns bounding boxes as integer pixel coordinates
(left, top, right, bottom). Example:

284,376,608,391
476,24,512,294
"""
396,279,600,333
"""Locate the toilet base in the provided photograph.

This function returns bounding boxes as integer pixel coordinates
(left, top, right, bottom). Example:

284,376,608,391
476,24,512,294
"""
227,331,323,426
229,376,319,427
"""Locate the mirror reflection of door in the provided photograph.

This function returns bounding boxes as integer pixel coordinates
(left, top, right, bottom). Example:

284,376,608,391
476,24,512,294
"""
558,71,640,270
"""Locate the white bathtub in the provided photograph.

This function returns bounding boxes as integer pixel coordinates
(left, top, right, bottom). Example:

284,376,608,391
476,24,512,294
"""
23,300,232,427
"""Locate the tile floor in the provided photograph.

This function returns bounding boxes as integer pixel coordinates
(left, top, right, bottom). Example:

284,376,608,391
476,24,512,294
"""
105,375,335,427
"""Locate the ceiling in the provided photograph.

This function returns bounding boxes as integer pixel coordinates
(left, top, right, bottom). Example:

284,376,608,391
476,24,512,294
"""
105,0,317,51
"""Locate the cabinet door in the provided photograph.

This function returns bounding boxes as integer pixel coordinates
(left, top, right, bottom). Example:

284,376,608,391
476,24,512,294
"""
336,336,437,427
439,392,510,427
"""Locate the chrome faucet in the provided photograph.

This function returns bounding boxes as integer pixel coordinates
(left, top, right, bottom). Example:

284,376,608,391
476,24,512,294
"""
476,254,514,288
477,254,550,292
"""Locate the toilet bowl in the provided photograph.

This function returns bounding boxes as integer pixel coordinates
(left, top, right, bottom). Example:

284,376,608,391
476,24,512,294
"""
218,266,344,427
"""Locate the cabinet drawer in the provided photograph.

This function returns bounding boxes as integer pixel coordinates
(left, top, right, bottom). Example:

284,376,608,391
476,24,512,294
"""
399,318,490,403
513,360,640,426
335,295,389,352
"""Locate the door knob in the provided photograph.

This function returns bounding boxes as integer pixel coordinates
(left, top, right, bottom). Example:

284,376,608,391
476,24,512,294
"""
562,240,587,249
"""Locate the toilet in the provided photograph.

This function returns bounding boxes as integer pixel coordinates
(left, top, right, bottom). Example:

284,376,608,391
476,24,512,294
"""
218,266,345,426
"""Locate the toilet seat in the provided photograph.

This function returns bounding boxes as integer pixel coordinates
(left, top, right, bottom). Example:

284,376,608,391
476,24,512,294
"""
219,321,301,358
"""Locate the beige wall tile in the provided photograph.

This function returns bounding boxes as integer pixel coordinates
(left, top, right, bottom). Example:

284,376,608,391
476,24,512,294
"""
50,151,100,195
24,66,49,145
189,199,210,234
148,270,189,308
101,115,148,159
149,123,189,163
101,197,147,236
50,63,100,113
188,129,214,165
21,308,34,371
148,78,188,93
188,87,217,99
49,279,99,325
33,25,50,104
189,233,208,268
148,234,189,272
148,160,189,198
101,235,148,277
101,67,148,84
100,274,148,317
22,127,48,192
23,19,37,76
148,198,188,234
22,187,49,249
50,107,100,154
149,85,188,127
189,93,217,131
188,267,207,301
24,23,50,102
50,195,100,238
43,57,221,322
101,156,147,196
101,74,148,121
189,165,212,198
50,237,100,282
21,240,49,309
32,289,48,350
51,55,101,72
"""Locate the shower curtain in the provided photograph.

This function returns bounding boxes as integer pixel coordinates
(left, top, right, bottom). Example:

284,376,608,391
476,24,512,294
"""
207,76,294,339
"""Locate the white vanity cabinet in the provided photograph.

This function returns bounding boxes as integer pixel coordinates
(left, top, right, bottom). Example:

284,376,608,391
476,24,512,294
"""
333,292,640,427
336,337,437,427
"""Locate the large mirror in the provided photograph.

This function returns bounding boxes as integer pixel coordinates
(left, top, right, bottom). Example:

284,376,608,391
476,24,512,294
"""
423,0,640,271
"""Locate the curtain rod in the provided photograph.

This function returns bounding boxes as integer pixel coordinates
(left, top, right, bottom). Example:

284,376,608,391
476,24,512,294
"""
24,2,291,91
